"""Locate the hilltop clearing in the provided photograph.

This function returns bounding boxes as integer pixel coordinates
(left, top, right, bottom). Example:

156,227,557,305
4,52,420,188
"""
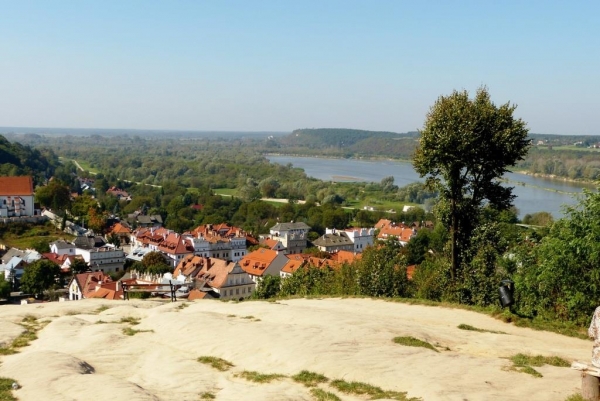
0,298,588,401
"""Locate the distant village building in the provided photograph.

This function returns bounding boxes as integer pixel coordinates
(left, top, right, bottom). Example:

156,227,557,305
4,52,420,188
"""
186,224,248,262
268,222,311,254
127,213,163,228
68,272,130,300
375,219,417,245
50,240,77,256
107,222,132,244
319,227,374,253
73,235,125,273
106,186,131,201
313,230,355,253
157,232,195,267
0,176,35,217
173,255,255,300
240,248,289,284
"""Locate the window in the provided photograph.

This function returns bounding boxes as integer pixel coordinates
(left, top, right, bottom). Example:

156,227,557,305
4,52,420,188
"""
236,288,239,295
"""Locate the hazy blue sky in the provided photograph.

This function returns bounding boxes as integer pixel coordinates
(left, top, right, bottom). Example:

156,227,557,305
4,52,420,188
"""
0,1,598,134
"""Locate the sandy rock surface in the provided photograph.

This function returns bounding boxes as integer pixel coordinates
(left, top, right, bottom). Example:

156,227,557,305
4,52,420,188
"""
0,298,590,401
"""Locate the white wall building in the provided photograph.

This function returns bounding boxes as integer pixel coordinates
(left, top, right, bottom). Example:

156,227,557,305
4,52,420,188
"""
0,176,35,217
186,234,247,262
326,227,374,253
268,222,311,255
76,246,125,273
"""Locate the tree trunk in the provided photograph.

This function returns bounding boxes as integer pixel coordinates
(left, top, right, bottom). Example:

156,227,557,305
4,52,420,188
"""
451,199,458,282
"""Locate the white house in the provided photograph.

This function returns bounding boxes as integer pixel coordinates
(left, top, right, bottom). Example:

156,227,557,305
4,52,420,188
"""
186,224,248,262
76,245,125,273
0,176,35,217
326,227,374,253
50,240,77,256
268,222,311,254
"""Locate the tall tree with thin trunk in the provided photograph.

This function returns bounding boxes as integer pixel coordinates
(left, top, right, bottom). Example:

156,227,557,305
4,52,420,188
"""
413,87,530,284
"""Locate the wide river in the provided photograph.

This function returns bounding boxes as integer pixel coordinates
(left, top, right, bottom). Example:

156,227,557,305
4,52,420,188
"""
267,155,597,219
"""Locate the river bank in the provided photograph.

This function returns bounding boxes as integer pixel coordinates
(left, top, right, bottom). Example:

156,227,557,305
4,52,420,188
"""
266,155,590,218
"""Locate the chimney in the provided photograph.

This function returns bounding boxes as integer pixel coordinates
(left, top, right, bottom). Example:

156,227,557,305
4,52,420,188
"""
206,257,211,270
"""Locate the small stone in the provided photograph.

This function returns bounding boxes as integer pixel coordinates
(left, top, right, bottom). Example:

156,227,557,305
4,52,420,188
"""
12,382,20,390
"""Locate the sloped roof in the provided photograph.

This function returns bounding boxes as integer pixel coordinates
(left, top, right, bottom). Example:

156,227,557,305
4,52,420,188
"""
193,258,236,289
281,258,305,274
2,248,25,264
375,219,392,229
109,222,131,235
72,272,110,298
261,238,285,250
74,235,106,250
0,176,34,196
378,226,417,242
240,248,279,276
50,240,75,250
158,233,194,255
313,232,353,247
270,222,311,231
330,250,361,265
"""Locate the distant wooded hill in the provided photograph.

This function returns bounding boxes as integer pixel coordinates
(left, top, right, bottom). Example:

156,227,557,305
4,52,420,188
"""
0,135,60,185
274,128,419,159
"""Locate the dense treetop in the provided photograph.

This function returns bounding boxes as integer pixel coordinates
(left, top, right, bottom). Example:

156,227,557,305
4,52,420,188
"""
0,134,60,185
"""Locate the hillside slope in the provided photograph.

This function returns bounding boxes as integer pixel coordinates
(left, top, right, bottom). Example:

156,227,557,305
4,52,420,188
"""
0,298,588,401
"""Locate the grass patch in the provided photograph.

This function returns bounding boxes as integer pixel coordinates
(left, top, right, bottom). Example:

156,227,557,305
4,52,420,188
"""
3,316,49,352
457,324,506,334
510,353,570,368
120,317,141,325
200,392,216,399
330,379,418,400
564,394,586,401
197,356,234,372
176,303,190,311
310,388,341,401
22,315,37,324
227,314,237,318
95,305,110,314
237,371,286,383
292,370,329,387
0,377,19,401
392,336,438,352
242,315,255,319
122,327,153,336
507,353,570,378
0,348,17,356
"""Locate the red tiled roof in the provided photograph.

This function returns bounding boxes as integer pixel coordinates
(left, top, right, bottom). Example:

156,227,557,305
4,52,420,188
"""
281,258,305,274
378,226,416,242
0,176,34,196
375,218,392,229
330,250,361,264
158,233,194,255
109,222,131,235
240,248,278,276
